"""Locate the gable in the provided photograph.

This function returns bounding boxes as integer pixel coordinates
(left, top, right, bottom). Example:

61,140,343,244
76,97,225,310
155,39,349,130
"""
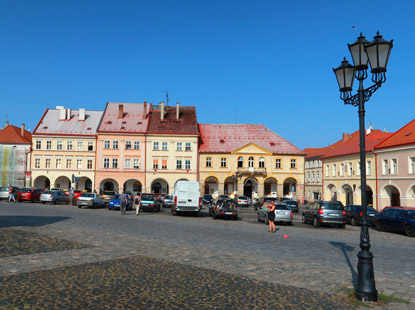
231,143,272,155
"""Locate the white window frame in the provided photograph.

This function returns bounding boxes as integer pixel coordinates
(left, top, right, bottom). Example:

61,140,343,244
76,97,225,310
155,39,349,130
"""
221,158,227,168
153,142,159,151
112,158,118,168
133,159,140,169
66,158,72,169
176,159,182,169
162,142,168,151
125,141,132,150
367,160,372,176
46,141,52,150
176,142,182,151
77,159,83,169
134,141,140,150
290,159,296,169
391,158,397,175
77,141,83,151
87,159,93,169
206,157,212,167
325,164,329,177
382,159,389,175
409,157,415,174
67,140,73,151
34,158,41,168
185,142,191,151
125,158,131,168
259,157,265,168
35,140,41,150
104,140,110,149
112,141,118,150
185,160,191,170
56,140,62,150
103,158,109,168
276,159,281,169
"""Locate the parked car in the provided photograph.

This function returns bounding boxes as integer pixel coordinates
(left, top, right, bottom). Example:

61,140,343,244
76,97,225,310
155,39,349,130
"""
202,194,213,205
140,194,161,212
284,200,299,213
254,196,277,210
73,190,83,199
0,186,19,201
257,203,293,225
236,196,251,207
279,197,291,202
344,205,378,226
76,193,106,209
374,207,415,237
302,200,346,228
107,194,133,210
40,190,67,204
161,195,174,208
102,191,116,204
171,181,201,216
209,198,238,220
17,188,43,202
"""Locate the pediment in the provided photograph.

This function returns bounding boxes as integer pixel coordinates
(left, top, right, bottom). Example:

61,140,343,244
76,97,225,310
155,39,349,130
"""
231,142,272,155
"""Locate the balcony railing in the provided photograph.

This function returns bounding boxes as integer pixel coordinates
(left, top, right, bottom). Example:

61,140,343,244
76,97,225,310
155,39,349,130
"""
236,167,267,177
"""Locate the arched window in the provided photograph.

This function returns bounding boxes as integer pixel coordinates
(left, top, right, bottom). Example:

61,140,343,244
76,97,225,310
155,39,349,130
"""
259,157,265,168
248,157,254,168
238,156,243,168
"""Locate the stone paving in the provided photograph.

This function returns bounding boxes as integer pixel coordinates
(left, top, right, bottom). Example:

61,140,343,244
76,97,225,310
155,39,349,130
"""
0,201,413,309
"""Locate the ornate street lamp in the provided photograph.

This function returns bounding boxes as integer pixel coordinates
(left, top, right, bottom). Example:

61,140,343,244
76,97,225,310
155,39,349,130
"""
333,31,393,303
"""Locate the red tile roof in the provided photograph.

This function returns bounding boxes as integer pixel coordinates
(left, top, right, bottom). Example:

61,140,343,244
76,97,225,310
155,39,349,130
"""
0,125,32,144
321,130,393,159
198,124,305,154
147,106,199,135
98,103,149,133
375,119,415,150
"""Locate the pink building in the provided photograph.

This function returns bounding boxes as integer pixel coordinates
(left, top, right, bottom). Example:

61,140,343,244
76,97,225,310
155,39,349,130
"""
95,102,149,194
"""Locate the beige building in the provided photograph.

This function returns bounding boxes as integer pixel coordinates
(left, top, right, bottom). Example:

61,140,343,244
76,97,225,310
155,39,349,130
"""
31,107,103,191
199,124,305,199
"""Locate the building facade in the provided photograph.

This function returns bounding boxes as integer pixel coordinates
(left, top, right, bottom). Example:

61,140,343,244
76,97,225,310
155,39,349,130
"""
199,124,305,199
31,107,103,191
303,147,326,201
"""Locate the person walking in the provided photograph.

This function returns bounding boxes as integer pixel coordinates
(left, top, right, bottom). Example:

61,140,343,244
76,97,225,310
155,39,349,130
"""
267,200,276,233
135,193,141,216
119,192,128,215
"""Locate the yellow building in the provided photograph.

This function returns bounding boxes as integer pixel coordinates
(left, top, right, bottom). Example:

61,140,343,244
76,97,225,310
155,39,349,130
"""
198,124,305,200
31,107,103,191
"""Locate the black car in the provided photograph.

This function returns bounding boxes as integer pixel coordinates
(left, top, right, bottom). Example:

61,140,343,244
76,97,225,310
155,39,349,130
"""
202,194,213,205
302,200,346,228
284,200,299,213
344,205,378,226
209,198,238,220
374,207,415,237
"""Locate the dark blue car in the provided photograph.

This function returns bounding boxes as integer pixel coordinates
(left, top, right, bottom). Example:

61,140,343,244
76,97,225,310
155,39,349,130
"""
374,207,415,237
344,205,378,226
108,194,133,211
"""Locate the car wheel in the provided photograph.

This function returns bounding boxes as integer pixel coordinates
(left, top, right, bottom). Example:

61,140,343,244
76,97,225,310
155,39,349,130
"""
404,225,415,237
302,214,307,224
233,216,238,221
313,217,320,227
377,222,385,232
41,202,45,204
287,222,292,226
212,213,216,219
78,205,81,208
351,217,357,226
18,199,22,203
54,199,59,205
339,224,346,228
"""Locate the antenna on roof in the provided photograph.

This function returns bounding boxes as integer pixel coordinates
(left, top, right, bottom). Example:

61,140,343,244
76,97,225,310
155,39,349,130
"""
163,90,169,106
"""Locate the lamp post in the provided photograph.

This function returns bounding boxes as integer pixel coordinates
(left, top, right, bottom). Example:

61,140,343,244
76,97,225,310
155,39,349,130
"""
333,31,393,302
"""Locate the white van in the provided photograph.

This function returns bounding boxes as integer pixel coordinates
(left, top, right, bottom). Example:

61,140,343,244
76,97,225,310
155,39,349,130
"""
172,181,201,216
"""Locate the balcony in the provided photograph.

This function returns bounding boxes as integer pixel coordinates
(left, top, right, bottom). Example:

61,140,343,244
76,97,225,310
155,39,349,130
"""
236,167,267,178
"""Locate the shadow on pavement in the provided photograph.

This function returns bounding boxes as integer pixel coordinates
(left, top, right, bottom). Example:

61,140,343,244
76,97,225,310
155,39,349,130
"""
0,216,70,229
329,241,357,289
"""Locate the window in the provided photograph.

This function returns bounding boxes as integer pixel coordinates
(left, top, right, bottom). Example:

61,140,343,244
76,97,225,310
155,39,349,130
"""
67,141,73,150
56,140,63,150
409,157,415,174
221,158,227,168
77,141,83,151
310,161,313,168
348,163,353,176
125,158,131,168
45,158,51,168
290,159,296,169
317,172,320,183
134,141,140,150
162,142,168,151
153,142,159,150
133,159,140,169
176,159,182,169
176,142,182,151
249,157,254,168
88,141,94,151
185,142,191,151
259,157,265,168
332,164,337,177
162,159,167,169
66,158,72,169
340,163,344,176
112,158,118,168
382,159,389,175
35,158,40,168
391,158,397,175
125,141,132,150
46,141,52,150
103,158,109,168
77,159,83,169
113,141,118,149
87,159,93,169
367,160,372,176
56,158,62,169
104,140,110,149
312,173,315,183
185,160,191,170
305,162,309,169
153,159,159,169
325,164,329,177
206,157,212,167
357,162,361,176
307,173,310,183
238,156,243,168
276,159,281,169
35,141,41,150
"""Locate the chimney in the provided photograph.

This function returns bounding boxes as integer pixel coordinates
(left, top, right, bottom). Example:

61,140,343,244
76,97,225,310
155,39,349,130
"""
176,102,180,119
342,133,350,141
79,108,86,121
21,124,25,136
5,121,9,127
66,108,71,120
160,101,165,120
143,101,147,119
59,108,66,120
118,104,124,118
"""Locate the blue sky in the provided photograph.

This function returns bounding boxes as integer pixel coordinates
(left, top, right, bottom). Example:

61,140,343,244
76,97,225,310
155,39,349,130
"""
1,0,414,150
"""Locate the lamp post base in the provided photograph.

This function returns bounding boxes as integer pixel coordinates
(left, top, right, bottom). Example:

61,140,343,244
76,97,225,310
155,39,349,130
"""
355,250,378,302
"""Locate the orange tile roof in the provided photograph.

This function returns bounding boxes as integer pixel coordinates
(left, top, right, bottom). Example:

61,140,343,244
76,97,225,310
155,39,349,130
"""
375,119,415,150
0,125,32,144
321,129,393,159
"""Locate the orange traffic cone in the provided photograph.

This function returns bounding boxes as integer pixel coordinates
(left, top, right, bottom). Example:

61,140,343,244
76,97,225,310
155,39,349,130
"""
283,234,289,238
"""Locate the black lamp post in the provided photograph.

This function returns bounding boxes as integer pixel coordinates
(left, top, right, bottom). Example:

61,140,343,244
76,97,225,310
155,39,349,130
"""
333,32,393,302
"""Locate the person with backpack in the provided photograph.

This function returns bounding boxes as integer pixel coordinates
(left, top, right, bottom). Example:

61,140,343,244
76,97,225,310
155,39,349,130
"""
119,192,128,215
135,193,141,216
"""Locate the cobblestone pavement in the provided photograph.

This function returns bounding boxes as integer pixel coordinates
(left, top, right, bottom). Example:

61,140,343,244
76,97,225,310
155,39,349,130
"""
0,201,413,309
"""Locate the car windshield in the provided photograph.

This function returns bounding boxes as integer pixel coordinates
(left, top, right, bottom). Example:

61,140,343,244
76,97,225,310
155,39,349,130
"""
20,188,32,193
103,191,115,196
165,195,172,199
403,210,415,219
43,191,52,194
275,204,290,210
204,195,212,198
286,201,298,206
321,202,343,210
142,196,154,201
81,194,95,198
113,194,120,199
265,198,276,202
0,187,9,191
239,196,248,200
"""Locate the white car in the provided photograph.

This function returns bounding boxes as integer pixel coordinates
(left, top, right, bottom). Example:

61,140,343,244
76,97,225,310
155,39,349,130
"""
40,190,67,204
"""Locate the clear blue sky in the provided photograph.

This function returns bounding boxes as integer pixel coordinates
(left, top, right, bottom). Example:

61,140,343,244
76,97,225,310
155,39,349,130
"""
1,0,414,150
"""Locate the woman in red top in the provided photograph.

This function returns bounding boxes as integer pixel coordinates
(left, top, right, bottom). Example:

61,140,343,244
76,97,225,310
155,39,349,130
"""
267,201,276,233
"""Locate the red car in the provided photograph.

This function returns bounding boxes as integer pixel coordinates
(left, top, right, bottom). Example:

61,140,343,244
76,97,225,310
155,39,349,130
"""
17,188,43,202
73,190,83,199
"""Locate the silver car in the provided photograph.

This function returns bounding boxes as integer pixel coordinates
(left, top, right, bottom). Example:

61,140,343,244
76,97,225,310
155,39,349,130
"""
77,193,106,208
257,203,293,225
40,190,67,204
162,195,174,208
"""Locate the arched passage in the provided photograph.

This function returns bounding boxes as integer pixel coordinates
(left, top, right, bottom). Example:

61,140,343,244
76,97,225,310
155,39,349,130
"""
381,185,401,207
151,178,169,194
224,176,237,195
55,176,71,190
100,179,119,193
264,177,278,196
204,176,218,195
123,179,142,194
33,175,50,189
326,184,337,201
79,177,92,192
283,177,297,198
342,184,354,205
243,177,258,199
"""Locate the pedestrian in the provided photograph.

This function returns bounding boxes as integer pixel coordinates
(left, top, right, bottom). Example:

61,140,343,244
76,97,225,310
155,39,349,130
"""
8,191,16,203
135,193,141,216
267,200,276,233
119,191,128,215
